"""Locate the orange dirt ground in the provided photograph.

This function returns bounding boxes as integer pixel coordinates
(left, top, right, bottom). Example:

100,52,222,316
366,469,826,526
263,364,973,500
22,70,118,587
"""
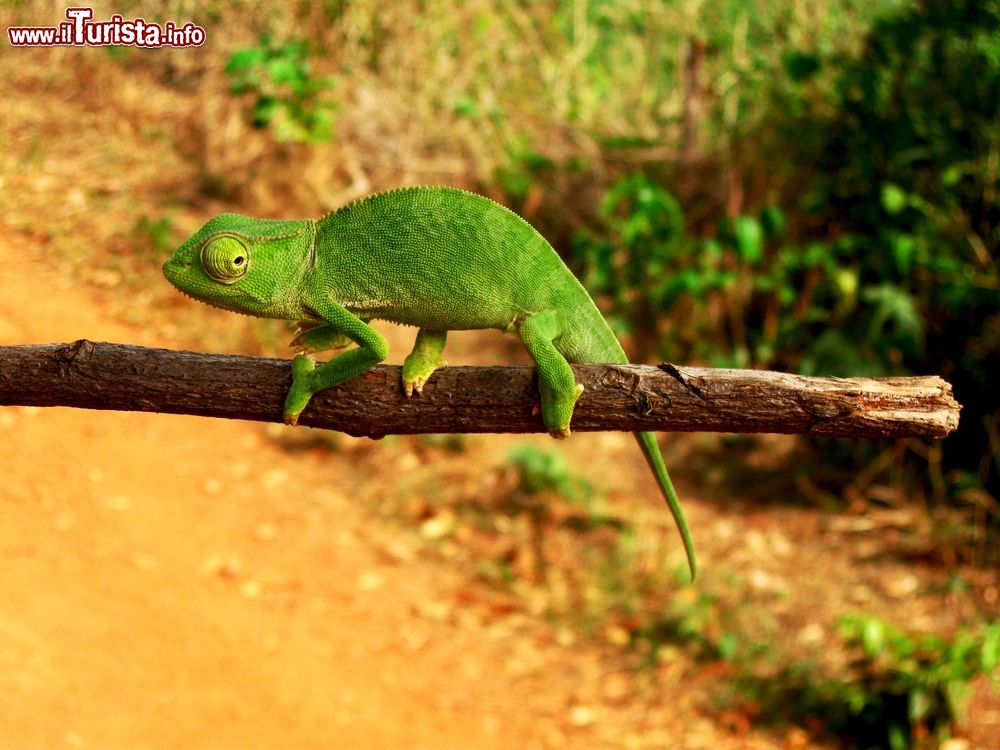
0,240,780,750
0,247,594,749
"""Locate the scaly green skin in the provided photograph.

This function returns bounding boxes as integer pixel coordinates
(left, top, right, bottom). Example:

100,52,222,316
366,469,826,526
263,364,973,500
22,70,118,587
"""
163,186,697,578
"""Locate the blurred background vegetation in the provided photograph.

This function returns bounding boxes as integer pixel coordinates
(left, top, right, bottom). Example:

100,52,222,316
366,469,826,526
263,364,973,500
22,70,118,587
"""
2,0,998,746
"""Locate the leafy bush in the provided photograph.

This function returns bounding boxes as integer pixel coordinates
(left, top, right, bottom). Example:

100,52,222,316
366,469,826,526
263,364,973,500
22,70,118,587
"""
782,0,1000,503
748,615,1000,749
836,614,1000,747
573,173,791,367
225,35,337,144
506,443,580,500
572,0,1000,532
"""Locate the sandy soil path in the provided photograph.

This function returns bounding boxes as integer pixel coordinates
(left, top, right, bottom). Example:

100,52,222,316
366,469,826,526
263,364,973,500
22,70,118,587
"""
0,241,577,750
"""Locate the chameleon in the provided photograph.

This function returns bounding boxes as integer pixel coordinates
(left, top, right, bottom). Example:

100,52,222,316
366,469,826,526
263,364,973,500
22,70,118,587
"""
163,186,697,578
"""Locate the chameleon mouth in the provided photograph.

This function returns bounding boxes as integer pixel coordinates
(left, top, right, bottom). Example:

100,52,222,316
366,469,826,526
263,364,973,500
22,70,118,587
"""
190,294,255,318
164,279,256,318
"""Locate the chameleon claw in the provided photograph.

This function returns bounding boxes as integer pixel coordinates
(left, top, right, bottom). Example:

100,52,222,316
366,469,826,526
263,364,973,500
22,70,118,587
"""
283,355,316,424
401,359,443,398
402,377,426,397
289,333,315,354
291,354,316,374
538,383,583,438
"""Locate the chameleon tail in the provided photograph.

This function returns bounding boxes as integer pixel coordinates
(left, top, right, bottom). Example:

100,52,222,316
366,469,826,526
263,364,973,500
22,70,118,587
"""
634,431,697,581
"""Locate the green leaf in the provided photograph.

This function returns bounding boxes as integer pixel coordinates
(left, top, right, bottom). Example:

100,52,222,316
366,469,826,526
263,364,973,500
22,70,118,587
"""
783,50,821,82
718,632,739,661
890,233,918,276
267,56,305,87
803,241,831,268
225,47,266,74
454,94,478,118
733,215,764,265
833,266,859,302
941,164,965,187
880,183,908,215
981,624,1000,671
761,205,787,237
251,97,278,128
702,238,724,259
506,444,575,498
862,284,925,355
887,721,908,750
862,617,886,655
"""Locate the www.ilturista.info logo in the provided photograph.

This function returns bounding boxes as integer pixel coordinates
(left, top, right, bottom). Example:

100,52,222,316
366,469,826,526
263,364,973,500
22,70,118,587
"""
7,7,205,48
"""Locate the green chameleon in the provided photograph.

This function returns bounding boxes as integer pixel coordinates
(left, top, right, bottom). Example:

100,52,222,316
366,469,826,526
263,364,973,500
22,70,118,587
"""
163,186,696,578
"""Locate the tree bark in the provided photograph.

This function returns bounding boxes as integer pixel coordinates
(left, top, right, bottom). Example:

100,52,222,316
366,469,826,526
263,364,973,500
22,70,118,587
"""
0,340,960,439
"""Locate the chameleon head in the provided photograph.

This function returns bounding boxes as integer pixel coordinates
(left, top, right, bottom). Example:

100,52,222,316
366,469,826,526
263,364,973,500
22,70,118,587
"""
163,213,315,319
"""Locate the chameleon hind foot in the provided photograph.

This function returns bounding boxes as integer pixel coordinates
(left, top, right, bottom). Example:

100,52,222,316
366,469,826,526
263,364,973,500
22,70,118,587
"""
530,402,566,438
545,383,584,439
402,352,446,396
402,329,447,397
402,360,446,396
518,311,584,439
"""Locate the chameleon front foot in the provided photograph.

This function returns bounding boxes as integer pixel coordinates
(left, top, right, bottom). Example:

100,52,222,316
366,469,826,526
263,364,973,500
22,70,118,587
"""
283,354,317,425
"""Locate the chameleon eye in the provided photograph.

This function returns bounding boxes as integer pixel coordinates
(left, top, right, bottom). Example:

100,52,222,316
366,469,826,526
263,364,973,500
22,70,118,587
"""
201,236,249,283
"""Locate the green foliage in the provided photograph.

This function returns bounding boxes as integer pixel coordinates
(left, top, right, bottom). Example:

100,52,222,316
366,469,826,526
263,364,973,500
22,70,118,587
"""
571,173,733,353
837,614,999,748
134,215,175,256
572,0,1000,522
493,145,558,205
506,443,579,499
748,615,1000,749
631,587,731,662
573,168,942,372
783,0,1000,507
575,174,888,371
225,35,337,144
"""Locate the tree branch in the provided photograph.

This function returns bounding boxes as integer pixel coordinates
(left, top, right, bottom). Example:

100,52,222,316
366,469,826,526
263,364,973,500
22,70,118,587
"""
0,340,960,439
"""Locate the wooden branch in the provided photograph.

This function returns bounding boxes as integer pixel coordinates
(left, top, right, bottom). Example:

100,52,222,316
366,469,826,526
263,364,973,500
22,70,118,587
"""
0,341,960,439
